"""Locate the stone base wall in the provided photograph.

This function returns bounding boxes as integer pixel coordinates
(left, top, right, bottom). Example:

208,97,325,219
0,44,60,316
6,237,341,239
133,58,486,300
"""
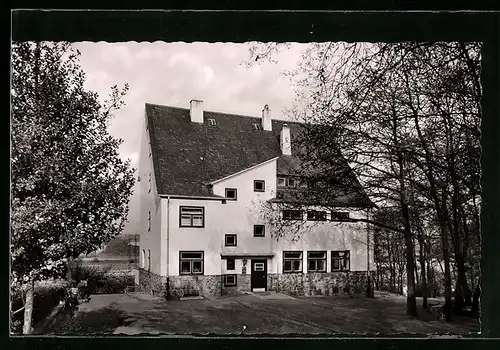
138,269,167,297
221,274,250,296
139,269,375,299
268,271,376,297
168,275,222,299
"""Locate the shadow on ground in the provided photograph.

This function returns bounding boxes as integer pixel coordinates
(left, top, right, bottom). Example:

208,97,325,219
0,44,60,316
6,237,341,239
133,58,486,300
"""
42,292,480,336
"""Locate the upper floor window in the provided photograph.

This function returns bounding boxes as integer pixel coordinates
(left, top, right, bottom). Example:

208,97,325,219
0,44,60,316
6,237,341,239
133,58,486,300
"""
332,250,350,271
179,251,204,275
307,210,327,221
148,211,151,231
225,234,237,247
148,172,152,193
283,209,303,221
225,188,237,200
253,225,265,237
180,206,205,228
331,211,350,222
277,176,307,188
254,180,265,192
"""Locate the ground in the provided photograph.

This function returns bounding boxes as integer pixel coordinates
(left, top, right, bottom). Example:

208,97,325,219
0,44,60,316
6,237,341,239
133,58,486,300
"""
42,291,479,336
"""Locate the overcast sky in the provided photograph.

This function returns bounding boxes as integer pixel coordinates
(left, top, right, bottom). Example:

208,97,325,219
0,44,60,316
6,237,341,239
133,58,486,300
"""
72,42,307,234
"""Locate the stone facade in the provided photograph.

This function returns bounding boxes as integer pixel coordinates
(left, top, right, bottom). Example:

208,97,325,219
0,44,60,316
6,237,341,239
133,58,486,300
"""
221,274,250,296
268,271,375,297
168,275,222,299
139,268,375,299
138,268,167,297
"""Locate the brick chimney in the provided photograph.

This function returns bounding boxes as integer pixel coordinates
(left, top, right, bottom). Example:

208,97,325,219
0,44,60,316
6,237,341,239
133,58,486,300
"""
190,99,204,123
261,104,272,131
280,123,291,156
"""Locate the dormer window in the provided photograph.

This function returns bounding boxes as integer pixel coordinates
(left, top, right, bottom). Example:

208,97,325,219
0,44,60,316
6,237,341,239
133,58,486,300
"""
278,176,306,188
252,123,262,131
208,118,217,126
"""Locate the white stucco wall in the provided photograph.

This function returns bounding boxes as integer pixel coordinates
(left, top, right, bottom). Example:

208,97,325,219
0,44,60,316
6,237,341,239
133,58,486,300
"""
138,110,163,275
162,157,374,277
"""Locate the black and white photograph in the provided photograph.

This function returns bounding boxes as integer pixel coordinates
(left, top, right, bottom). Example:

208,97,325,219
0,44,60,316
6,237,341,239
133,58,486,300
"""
11,29,483,335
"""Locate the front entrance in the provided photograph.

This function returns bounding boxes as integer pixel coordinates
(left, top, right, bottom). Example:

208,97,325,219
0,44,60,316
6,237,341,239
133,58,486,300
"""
250,259,267,292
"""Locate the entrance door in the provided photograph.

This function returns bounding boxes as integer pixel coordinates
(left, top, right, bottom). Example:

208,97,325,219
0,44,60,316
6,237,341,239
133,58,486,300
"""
251,259,267,292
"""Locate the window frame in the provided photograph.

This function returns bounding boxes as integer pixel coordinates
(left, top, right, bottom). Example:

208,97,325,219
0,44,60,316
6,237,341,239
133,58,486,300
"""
141,249,146,269
179,206,205,228
225,188,238,201
254,180,265,192
277,176,287,187
282,209,303,221
225,234,237,247
224,274,237,287
148,172,152,193
283,251,303,273
252,123,262,131
148,211,151,231
147,249,151,271
331,211,350,222
307,210,327,221
307,251,327,273
253,225,266,237
208,118,217,126
331,250,350,272
226,258,235,271
179,251,204,275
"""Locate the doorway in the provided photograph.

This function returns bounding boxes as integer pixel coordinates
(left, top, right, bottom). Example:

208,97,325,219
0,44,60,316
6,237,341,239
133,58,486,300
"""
251,259,267,292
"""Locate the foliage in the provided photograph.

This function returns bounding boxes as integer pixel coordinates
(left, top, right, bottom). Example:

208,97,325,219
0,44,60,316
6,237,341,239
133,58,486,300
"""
100,234,139,257
246,41,481,318
11,41,135,333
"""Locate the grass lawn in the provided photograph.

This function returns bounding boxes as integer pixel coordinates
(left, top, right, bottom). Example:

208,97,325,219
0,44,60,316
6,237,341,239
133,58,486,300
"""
43,292,479,336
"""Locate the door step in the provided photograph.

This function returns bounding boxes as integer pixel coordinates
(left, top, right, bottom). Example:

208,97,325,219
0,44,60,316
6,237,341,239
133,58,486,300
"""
252,288,266,293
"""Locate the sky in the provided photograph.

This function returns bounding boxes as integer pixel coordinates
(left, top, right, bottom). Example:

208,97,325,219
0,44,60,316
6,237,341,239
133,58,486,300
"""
72,42,307,234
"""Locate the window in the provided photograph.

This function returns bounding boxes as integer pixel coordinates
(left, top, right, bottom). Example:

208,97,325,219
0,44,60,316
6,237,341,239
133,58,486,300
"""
252,123,262,131
277,177,286,187
179,251,204,275
331,211,350,222
141,249,146,268
308,251,327,272
332,250,350,271
254,180,265,192
180,206,205,227
226,258,235,271
283,251,303,273
277,176,307,188
254,263,265,271
283,210,303,220
307,210,327,221
225,188,237,200
148,172,151,193
253,225,265,237
148,211,151,231
147,249,151,271
208,118,217,126
225,234,237,247
224,274,237,287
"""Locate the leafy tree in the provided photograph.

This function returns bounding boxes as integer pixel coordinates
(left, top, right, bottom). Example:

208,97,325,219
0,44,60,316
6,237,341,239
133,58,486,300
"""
11,42,135,334
246,41,481,320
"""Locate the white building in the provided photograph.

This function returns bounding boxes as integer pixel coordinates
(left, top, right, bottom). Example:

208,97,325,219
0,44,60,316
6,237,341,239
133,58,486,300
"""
138,100,375,298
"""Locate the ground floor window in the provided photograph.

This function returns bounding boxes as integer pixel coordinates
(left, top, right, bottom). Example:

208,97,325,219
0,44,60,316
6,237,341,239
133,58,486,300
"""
307,251,327,272
224,274,237,287
331,250,350,271
179,251,204,275
283,251,303,273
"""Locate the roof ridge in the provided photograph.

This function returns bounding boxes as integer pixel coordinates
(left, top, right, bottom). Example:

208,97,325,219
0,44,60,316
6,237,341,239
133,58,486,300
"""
145,102,299,124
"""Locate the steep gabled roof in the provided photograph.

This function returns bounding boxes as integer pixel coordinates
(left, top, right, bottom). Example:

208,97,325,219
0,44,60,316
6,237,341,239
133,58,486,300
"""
145,103,373,208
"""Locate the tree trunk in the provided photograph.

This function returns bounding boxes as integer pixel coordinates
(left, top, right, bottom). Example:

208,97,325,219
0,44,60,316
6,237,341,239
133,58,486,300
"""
472,278,480,316
418,235,428,309
22,279,35,335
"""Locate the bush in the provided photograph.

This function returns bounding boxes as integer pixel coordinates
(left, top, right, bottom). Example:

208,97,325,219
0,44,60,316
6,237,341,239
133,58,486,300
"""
10,280,69,334
89,274,134,294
